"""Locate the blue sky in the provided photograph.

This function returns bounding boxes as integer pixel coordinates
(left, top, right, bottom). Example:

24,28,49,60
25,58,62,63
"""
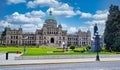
0,0,120,35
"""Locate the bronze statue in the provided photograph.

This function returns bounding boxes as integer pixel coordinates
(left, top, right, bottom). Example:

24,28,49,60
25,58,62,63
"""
94,24,98,36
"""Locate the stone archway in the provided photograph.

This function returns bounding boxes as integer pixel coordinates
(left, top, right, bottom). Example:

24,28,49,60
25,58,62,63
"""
51,38,54,43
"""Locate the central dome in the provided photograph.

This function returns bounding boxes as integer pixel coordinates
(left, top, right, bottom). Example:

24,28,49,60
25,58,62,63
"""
44,11,57,28
46,11,56,20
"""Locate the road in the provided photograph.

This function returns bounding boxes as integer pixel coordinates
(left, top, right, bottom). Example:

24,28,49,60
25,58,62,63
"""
0,61,120,70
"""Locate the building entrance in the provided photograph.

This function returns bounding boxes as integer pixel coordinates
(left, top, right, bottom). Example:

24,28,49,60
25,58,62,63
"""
51,38,54,43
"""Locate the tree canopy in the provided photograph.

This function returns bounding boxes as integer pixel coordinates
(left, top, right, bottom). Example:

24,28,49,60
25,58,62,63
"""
104,5,120,52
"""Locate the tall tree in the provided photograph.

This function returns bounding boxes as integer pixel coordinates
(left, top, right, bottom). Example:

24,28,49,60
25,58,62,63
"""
1,27,7,39
104,5,120,51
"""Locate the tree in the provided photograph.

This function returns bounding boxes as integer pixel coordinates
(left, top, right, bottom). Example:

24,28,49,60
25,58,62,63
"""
1,27,8,46
104,5,120,51
111,32,120,52
70,45,75,51
1,27,7,39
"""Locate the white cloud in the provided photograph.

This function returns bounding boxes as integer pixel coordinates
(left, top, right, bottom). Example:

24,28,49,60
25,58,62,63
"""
67,26,91,34
22,24,36,28
79,10,108,20
27,0,59,8
47,7,76,18
79,26,89,31
0,10,45,32
7,0,26,4
84,10,109,25
80,12,92,18
27,0,76,18
22,24,37,32
83,10,109,35
26,10,45,18
0,20,12,27
58,3,73,10
73,10,93,18
76,10,81,14
60,23,90,34
26,1,36,8
27,0,94,18
93,10,109,20
6,10,45,24
61,24,68,28
68,27,78,34
85,20,106,25
76,10,92,18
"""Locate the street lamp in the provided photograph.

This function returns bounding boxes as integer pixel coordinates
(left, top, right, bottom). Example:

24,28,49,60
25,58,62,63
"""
95,32,100,61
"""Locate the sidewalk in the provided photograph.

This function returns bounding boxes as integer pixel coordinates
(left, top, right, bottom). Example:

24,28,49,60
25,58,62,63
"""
0,57,120,66
0,52,22,60
0,52,120,66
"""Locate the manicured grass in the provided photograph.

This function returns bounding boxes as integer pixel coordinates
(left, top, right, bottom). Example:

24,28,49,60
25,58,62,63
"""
0,46,119,56
23,47,62,56
0,47,23,52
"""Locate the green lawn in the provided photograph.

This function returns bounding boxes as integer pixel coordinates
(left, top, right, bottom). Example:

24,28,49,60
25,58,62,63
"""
0,47,23,52
0,46,119,56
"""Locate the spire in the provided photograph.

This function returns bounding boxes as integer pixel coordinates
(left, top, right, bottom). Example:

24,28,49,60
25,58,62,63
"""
20,25,22,28
46,10,55,20
87,28,90,32
78,29,81,32
19,25,22,30
8,25,10,28
49,10,52,15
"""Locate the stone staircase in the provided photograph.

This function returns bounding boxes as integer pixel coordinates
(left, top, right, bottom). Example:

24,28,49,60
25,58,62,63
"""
47,43,60,47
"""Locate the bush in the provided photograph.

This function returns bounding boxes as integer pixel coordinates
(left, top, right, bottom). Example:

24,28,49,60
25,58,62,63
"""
86,45,91,51
70,45,75,51
53,51,63,53
74,50,80,52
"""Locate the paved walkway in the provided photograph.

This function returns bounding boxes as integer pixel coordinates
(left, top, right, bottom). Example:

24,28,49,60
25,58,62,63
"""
0,52,22,60
15,54,120,60
0,58,120,66
0,53,120,66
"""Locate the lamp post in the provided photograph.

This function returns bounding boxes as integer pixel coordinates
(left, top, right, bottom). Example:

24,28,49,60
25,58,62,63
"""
95,32,100,61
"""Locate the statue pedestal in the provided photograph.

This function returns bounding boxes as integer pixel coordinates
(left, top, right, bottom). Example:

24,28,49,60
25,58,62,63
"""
91,36,101,52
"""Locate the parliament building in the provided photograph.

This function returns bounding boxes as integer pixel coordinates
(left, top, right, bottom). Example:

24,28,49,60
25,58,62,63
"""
1,11,91,47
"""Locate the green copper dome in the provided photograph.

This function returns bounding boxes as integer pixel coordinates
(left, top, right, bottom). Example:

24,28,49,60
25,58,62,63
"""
46,11,56,20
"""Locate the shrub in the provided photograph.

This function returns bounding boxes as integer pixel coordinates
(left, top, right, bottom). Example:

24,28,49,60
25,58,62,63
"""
53,51,63,53
86,45,91,51
74,50,80,52
70,45,75,51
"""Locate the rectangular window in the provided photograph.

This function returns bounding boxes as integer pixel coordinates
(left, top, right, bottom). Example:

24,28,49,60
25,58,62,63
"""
16,36,18,39
63,37,65,40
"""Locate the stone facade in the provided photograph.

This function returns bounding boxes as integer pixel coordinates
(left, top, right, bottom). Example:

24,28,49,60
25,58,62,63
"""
2,11,91,47
67,30,91,47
